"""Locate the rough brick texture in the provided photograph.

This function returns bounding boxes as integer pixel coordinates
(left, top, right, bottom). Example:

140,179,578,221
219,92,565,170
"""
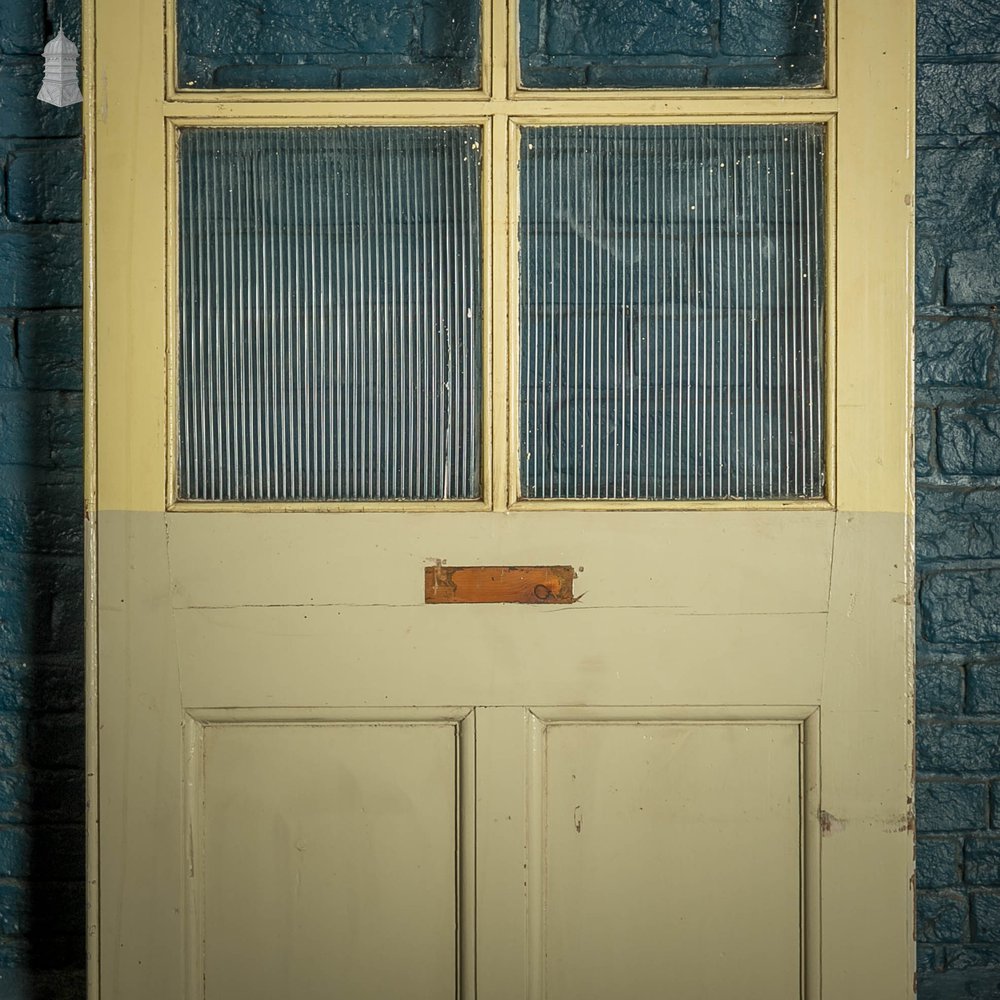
0,1,85,996
519,0,824,88
916,2,1000,995
178,0,481,89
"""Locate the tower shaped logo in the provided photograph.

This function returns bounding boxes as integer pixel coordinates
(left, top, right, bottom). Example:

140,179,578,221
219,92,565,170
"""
38,28,83,108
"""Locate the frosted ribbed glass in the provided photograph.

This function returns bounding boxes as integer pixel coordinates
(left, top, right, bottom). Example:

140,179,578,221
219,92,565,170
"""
178,127,483,502
519,124,825,501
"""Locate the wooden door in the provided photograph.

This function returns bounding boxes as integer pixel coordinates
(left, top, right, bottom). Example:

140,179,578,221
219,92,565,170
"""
86,1,915,997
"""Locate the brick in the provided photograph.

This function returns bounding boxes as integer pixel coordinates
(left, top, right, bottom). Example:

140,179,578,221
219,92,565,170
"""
0,939,29,969
921,968,1000,999
0,714,25,767
719,0,823,58
919,891,969,943
542,0,714,57
915,406,934,479
0,772,31,825
917,661,965,715
918,490,1000,563
213,63,341,88
916,781,988,832
918,148,1000,252
942,403,998,466
988,782,1000,829
589,64,707,88
706,64,788,88
918,64,1000,138
916,242,946,308
919,837,962,889
340,64,464,89
920,723,1000,775
918,0,1000,57
179,0,478,89
6,142,83,223
917,147,1000,308
45,0,82,43
922,571,1000,645
968,838,1000,885
31,825,84,881
0,660,83,714
27,715,84,771
968,665,1000,715
0,390,83,470
0,228,82,309
947,945,1000,970
949,250,1000,307
0,827,29,877
519,0,720,88
421,0,470,58
0,1,45,55
0,553,83,658
0,312,83,393
920,945,944,974
0,57,80,139
974,892,1000,942
0,484,83,556
915,317,994,388
0,882,27,936
0,771,85,827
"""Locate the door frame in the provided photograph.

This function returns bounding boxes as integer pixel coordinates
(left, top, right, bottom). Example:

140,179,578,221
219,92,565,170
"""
82,1,916,996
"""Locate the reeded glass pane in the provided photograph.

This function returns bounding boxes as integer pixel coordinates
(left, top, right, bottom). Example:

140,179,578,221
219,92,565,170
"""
178,127,483,502
178,0,480,89
519,0,824,89
519,124,825,501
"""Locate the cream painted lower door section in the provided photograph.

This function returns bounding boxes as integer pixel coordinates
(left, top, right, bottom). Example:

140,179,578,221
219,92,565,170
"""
97,506,908,1000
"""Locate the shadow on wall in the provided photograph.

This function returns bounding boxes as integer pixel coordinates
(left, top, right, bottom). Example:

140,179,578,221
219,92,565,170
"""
0,1,87,998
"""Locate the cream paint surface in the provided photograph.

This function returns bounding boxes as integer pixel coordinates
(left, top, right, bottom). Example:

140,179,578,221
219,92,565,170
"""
539,721,802,1000
97,507,911,999
164,510,835,611
199,722,462,999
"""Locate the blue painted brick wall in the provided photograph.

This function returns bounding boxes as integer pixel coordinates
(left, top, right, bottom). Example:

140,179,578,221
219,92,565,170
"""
916,1,1000,996
0,0,85,997
1,1,999,997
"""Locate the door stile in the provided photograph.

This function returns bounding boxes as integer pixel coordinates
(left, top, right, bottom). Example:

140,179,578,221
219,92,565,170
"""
475,707,530,1000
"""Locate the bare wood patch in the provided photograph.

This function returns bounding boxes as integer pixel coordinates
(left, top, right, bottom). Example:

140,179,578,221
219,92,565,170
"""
424,565,576,605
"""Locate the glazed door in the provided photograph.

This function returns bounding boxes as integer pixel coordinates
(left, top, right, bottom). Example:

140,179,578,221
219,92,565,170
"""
88,1,915,997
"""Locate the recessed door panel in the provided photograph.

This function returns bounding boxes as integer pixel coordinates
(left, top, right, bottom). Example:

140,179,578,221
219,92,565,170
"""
196,719,467,1000
535,718,803,1000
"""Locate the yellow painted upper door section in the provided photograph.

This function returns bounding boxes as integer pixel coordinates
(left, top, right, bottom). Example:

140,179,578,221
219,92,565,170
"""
88,1,915,998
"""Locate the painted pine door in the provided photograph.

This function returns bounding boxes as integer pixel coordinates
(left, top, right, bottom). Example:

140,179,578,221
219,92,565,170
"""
88,1,915,996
